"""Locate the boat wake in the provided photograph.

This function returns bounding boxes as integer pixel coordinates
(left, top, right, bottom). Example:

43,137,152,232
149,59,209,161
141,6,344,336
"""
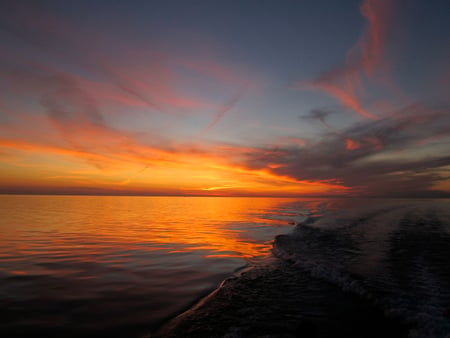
155,199,450,338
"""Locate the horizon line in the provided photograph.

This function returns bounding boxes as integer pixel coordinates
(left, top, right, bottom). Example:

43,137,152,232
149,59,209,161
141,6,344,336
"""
1,192,449,199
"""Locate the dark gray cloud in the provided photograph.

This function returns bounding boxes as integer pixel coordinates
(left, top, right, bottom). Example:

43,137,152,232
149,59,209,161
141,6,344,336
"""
245,103,450,196
41,74,104,128
301,109,332,129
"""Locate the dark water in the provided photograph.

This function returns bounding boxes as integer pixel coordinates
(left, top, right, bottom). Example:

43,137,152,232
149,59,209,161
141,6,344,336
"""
157,199,450,338
2,196,450,337
0,195,317,337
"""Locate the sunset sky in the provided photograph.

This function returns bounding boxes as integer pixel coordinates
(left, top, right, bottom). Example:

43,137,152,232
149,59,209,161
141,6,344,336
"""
0,0,449,197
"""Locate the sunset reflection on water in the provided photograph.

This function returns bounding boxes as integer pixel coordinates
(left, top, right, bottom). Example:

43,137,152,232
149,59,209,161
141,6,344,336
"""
0,195,322,336
1,196,301,262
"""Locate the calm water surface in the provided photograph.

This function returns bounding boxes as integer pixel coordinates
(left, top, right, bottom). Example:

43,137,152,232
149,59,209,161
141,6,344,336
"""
0,195,326,337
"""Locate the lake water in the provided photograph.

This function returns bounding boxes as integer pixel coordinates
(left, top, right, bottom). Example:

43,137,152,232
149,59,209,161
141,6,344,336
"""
155,198,450,338
0,195,323,337
2,196,450,338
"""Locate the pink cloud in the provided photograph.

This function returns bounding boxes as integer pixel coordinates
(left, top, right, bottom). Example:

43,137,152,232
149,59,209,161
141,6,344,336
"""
299,0,397,119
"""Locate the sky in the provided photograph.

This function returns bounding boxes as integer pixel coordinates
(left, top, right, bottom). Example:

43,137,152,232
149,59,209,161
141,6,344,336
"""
0,0,449,197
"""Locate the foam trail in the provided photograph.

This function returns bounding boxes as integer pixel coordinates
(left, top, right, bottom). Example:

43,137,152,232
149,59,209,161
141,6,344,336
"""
273,201,450,338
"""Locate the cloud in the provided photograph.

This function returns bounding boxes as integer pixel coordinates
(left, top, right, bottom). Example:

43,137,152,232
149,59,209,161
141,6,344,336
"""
286,0,450,196
243,103,450,196
297,0,397,119
1,0,448,197
0,0,257,173
200,82,248,134
301,109,332,129
345,138,361,150
358,0,395,76
0,0,251,117
42,74,104,127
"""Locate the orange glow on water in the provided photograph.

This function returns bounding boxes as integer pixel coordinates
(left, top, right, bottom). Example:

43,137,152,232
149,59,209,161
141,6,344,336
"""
0,194,318,332
0,195,300,264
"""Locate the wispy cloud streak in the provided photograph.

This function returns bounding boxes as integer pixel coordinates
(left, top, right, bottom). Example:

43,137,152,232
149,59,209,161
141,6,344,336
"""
200,83,248,134
298,0,396,119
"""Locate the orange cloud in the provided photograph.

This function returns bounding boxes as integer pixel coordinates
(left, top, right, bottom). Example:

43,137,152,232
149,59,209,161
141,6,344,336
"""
345,138,361,150
0,127,350,196
309,81,377,120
